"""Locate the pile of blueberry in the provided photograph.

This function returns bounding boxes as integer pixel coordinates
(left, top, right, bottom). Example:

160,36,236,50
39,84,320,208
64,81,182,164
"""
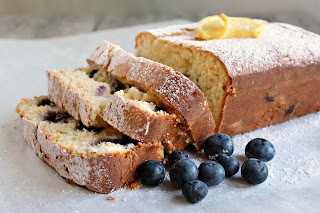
137,133,276,203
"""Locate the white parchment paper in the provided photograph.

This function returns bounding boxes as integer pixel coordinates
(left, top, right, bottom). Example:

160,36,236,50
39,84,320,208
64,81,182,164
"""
1,20,319,213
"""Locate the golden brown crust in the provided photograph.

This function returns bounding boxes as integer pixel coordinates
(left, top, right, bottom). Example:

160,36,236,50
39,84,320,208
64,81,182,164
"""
38,126,164,193
87,41,119,70
17,97,164,194
47,70,106,127
219,63,320,135
102,92,189,151
16,96,48,155
135,22,320,136
89,41,216,144
46,69,190,151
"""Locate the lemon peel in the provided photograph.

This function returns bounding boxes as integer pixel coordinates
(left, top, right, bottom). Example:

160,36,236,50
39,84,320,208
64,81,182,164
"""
197,13,265,40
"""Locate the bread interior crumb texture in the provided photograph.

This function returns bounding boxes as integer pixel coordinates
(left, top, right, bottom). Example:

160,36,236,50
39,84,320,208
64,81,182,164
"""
136,34,230,126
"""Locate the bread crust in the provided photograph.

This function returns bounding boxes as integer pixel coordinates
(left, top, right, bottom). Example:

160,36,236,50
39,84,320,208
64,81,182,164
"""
16,97,164,194
47,70,106,127
103,92,189,151
37,125,163,193
135,22,320,136
87,40,119,70
47,69,190,151
88,41,215,144
16,96,47,156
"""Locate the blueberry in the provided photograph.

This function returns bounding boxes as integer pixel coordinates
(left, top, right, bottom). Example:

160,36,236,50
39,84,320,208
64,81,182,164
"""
245,138,275,161
137,160,165,186
88,69,98,78
203,133,234,158
217,156,240,177
241,159,268,184
182,180,208,203
94,135,138,146
42,111,71,123
168,150,187,166
198,161,225,186
37,98,55,107
108,75,125,91
169,159,198,188
185,144,197,152
96,85,106,96
76,122,104,134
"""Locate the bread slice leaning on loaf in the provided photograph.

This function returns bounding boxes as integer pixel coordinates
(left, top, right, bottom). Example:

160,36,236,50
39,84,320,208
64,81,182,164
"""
47,67,189,152
16,96,164,194
48,41,215,151
136,21,320,135
87,40,215,146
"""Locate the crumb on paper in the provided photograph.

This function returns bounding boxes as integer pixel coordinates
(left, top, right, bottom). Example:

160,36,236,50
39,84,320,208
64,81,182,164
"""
66,179,75,187
107,196,117,200
122,198,127,202
13,126,17,129
127,180,141,190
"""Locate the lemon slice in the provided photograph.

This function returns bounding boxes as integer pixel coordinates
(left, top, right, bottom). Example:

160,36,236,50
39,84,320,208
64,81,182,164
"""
197,13,265,40
197,15,226,40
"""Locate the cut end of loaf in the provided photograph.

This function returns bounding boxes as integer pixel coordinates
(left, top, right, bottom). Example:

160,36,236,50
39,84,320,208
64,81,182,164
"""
136,32,231,129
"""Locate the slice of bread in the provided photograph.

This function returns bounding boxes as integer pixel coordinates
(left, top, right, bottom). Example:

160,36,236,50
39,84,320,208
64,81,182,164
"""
135,22,320,135
87,40,215,144
16,96,164,193
103,87,189,151
47,68,189,152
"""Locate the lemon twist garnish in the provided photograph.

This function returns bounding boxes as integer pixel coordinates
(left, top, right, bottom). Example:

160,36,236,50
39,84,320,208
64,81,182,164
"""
197,13,265,40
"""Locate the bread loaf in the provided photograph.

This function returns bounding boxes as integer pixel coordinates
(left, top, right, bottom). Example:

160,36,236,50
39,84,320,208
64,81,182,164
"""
135,22,320,135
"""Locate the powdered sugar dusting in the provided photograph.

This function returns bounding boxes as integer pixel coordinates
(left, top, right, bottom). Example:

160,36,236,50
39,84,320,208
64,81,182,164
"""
155,71,196,106
147,22,320,77
232,111,320,186
109,46,199,109
17,96,164,194
103,93,150,140
144,22,198,37
108,44,215,141
37,126,91,186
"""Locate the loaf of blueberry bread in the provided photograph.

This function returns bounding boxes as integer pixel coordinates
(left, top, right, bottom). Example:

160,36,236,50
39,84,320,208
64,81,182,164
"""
47,41,215,151
136,21,320,135
16,96,164,193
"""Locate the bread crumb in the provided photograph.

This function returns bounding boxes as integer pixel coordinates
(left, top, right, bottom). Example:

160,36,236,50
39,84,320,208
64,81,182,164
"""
107,196,117,200
66,179,75,187
13,126,17,129
127,180,141,190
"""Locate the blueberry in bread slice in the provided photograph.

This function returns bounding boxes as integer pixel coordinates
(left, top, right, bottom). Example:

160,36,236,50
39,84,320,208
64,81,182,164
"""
16,96,164,193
